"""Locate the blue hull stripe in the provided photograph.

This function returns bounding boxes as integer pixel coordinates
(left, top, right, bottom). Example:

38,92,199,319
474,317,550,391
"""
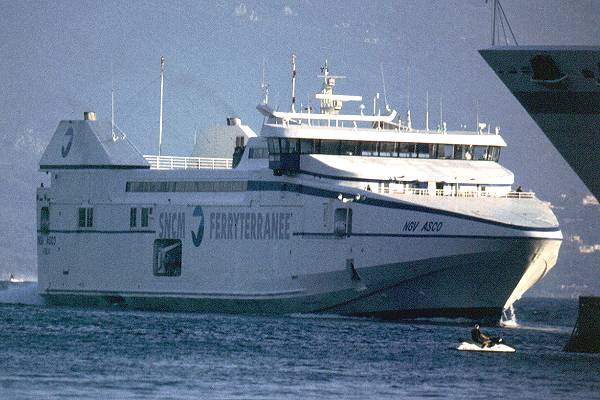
297,170,510,187
39,229,156,234
297,169,394,183
38,183,559,235
294,232,561,240
247,181,560,233
37,229,558,240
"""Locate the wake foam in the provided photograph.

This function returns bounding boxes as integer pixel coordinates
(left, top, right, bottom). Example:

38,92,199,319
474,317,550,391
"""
0,282,45,306
500,305,518,328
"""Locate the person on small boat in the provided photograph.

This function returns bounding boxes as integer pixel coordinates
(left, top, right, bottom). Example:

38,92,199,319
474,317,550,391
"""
471,324,492,348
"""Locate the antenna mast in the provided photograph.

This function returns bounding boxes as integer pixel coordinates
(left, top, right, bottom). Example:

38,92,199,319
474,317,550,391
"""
158,56,165,156
380,64,388,108
439,95,443,131
291,53,297,112
261,57,269,105
425,91,429,131
111,62,115,140
489,0,518,46
406,63,412,130
476,100,479,130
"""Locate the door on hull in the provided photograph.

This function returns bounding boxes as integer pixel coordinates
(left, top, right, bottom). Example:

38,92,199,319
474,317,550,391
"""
334,208,353,237
153,239,182,276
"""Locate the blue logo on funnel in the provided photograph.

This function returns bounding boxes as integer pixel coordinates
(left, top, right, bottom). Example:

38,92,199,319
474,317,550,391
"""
61,127,74,158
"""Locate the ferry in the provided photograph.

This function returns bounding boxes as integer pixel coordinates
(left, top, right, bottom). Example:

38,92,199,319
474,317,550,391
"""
36,58,562,318
480,46,600,199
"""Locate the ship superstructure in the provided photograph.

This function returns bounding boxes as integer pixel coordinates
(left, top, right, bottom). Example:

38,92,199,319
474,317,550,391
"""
36,59,562,319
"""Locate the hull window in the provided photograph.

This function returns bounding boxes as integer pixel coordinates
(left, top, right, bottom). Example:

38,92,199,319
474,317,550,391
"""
130,208,137,228
78,207,94,228
40,207,49,234
141,207,152,227
153,239,182,277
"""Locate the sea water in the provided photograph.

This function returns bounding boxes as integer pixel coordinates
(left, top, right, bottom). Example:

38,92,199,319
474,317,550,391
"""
0,282,598,400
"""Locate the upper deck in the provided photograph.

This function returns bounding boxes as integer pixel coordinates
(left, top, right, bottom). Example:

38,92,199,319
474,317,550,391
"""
39,58,534,202
257,59,507,150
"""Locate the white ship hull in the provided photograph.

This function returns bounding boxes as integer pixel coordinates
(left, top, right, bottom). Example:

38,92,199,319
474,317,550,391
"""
37,170,561,319
36,58,563,319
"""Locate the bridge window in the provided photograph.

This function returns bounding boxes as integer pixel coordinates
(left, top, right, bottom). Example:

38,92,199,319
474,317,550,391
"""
248,148,269,159
488,146,501,161
473,146,488,161
266,138,500,161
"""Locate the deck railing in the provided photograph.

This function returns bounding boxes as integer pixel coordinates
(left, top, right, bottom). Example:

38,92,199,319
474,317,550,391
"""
377,187,534,199
144,155,233,170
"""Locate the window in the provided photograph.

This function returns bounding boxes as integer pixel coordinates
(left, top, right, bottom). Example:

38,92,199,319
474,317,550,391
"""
265,137,500,161
141,207,152,227
488,146,501,162
40,207,49,234
398,143,416,158
267,138,277,154
153,239,182,276
130,208,137,228
248,148,269,159
321,140,341,155
300,139,314,154
78,207,94,228
361,141,377,156
442,144,454,159
86,208,94,227
126,181,248,193
473,146,489,161
78,208,86,227
416,143,430,158
453,145,465,160
378,142,396,157
280,138,290,154
340,140,359,156
429,144,439,159
288,139,299,154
